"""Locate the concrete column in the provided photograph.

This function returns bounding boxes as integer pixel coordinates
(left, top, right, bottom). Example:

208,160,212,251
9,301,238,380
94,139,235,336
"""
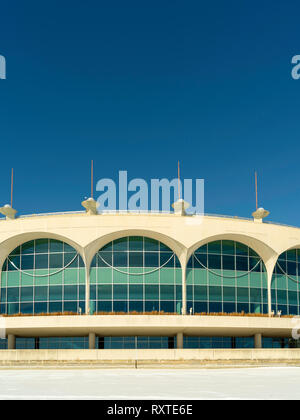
176,332,183,349
265,256,278,316
181,265,187,315
89,333,96,349
7,334,15,350
254,333,262,349
85,264,90,315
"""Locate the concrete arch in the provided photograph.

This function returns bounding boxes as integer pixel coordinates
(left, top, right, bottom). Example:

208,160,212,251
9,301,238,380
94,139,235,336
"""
186,233,277,269
0,232,86,271
84,229,187,269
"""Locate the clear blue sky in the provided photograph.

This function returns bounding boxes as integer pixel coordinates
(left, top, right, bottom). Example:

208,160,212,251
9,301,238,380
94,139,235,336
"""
0,1,300,224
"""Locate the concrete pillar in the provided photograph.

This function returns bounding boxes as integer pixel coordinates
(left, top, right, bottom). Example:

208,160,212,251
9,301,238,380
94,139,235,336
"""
85,264,90,315
89,333,96,349
181,265,187,315
7,334,15,350
254,333,262,349
176,332,183,349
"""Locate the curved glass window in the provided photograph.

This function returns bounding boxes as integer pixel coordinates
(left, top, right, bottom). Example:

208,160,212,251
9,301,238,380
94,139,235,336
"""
90,236,182,314
0,239,85,315
271,249,300,315
187,240,268,314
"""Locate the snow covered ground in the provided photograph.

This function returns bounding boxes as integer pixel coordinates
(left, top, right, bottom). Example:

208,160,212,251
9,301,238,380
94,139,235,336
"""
0,367,299,400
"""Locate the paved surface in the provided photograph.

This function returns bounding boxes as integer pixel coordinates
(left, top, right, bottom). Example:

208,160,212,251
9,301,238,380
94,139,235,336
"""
0,367,299,399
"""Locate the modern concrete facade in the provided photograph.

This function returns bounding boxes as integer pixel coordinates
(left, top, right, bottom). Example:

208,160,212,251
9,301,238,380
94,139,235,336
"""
0,207,300,353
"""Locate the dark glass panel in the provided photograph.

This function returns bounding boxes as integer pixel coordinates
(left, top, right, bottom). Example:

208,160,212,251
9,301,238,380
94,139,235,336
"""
8,256,20,270
194,302,208,313
208,254,221,270
194,285,207,301
64,301,78,313
35,254,49,270
34,302,48,314
113,285,128,300
175,285,182,300
7,287,19,303
237,303,250,313
64,285,78,301
79,286,85,300
160,285,174,300
21,241,35,254
160,301,175,313
207,241,221,254
160,252,174,267
144,252,159,267
288,291,298,306
145,301,159,312
277,290,288,305
21,287,33,302
129,301,143,312
222,255,235,271
113,301,128,313
64,243,75,253
145,285,159,300
223,287,236,302
236,256,248,271
129,284,143,300
235,242,248,256
208,302,223,313
98,252,112,267
287,262,297,276
209,286,222,302
250,288,262,303
144,238,159,252
129,236,143,251
113,252,128,267
90,285,96,300
129,252,143,267
49,253,63,269
21,255,34,270
34,286,48,302
113,238,128,251
97,285,112,300
160,242,171,252
237,287,249,303
20,303,33,314
49,239,63,253
195,244,207,254
49,302,62,313
35,239,49,254
223,302,236,313
222,241,235,255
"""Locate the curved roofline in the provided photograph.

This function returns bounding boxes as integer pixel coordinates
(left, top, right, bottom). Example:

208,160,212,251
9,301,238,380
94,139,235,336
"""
1,210,299,230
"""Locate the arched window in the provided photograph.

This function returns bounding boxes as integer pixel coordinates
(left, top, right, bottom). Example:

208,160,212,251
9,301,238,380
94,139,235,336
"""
0,239,85,315
187,240,268,314
271,249,300,316
90,236,182,314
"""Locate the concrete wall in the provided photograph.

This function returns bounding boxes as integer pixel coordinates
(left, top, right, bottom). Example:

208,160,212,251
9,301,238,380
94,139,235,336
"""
3,314,296,338
1,349,300,362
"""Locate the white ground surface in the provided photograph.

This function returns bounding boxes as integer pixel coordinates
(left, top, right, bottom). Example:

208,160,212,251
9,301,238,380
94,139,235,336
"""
0,367,299,400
